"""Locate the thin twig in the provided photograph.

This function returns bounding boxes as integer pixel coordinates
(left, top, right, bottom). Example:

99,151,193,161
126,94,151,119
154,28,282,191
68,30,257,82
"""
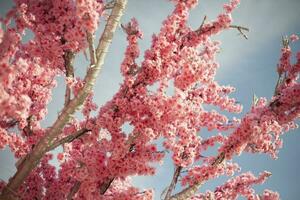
195,15,207,34
274,36,290,95
229,25,249,40
274,74,283,96
282,35,289,48
168,152,226,200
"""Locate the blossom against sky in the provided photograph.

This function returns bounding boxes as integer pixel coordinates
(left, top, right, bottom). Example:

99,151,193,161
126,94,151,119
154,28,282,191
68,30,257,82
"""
0,0,300,199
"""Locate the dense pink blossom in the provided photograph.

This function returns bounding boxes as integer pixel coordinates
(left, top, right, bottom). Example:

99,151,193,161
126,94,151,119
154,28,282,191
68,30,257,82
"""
191,171,278,200
0,0,299,199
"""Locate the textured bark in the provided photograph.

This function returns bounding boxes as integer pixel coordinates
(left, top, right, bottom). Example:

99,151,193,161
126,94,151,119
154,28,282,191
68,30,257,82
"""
99,178,115,195
66,181,81,200
64,51,75,107
169,184,202,200
163,166,182,200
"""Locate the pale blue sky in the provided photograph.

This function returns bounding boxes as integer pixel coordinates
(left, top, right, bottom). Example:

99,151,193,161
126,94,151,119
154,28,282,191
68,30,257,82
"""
1,0,300,199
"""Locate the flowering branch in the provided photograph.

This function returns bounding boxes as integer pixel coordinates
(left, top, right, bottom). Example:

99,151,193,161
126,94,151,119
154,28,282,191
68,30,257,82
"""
167,36,300,199
0,1,127,199
167,153,225,200
47,128,90,152
0,0,298,199
169,87,300,199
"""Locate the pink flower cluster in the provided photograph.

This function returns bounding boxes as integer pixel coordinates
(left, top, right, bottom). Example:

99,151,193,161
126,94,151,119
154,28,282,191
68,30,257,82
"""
120,18,142,86
191,171,279,200
76,0,103,33
182,162,240,186
219,36,300,160
1,0,299,199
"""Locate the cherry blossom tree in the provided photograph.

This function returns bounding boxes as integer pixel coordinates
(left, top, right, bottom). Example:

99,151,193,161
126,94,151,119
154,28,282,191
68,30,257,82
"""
0,0,299,199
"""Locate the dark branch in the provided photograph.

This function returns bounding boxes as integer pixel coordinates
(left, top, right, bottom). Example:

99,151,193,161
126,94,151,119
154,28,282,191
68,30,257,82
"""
168,152,226,200
195,15,207,34
163,166,182,200
0,119,18,129
22,116,34,137
47,128,90,151
100,178,115,195
229,25,249,40
66,181,81,200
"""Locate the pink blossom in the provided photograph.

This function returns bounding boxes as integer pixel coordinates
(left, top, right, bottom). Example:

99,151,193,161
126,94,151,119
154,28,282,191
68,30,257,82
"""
0,0,299,199
290,34,299,42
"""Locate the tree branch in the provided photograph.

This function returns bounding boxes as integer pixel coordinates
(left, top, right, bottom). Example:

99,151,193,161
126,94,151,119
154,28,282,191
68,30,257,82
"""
99,178,115,195
64,51,75,107
229,25,249,40
104,0,115,10
0,119,18,129
0,1,127,199
163,166,182,200
97,132,141,195
168,153,225,200
47,128,90,152
66,181,81,200
0,179,20,200
195,15,207,34
168,83,299,199
87,32,96,65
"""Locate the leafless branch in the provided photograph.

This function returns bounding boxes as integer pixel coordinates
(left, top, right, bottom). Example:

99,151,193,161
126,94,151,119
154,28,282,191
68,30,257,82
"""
282,35,289,48
229,25,249,40
104,0,115,10
0,179,21,200
47,128,90,151
66,181,81,200
195,15,207,34
274,74,283,96
0,119,18,129
163,166,182,200
22,116,34,137
64,51,75,107
87,32,97,65
100,178,115,195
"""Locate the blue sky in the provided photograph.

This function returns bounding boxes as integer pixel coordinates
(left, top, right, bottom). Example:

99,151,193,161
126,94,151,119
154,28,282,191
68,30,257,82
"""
1,0,300,199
